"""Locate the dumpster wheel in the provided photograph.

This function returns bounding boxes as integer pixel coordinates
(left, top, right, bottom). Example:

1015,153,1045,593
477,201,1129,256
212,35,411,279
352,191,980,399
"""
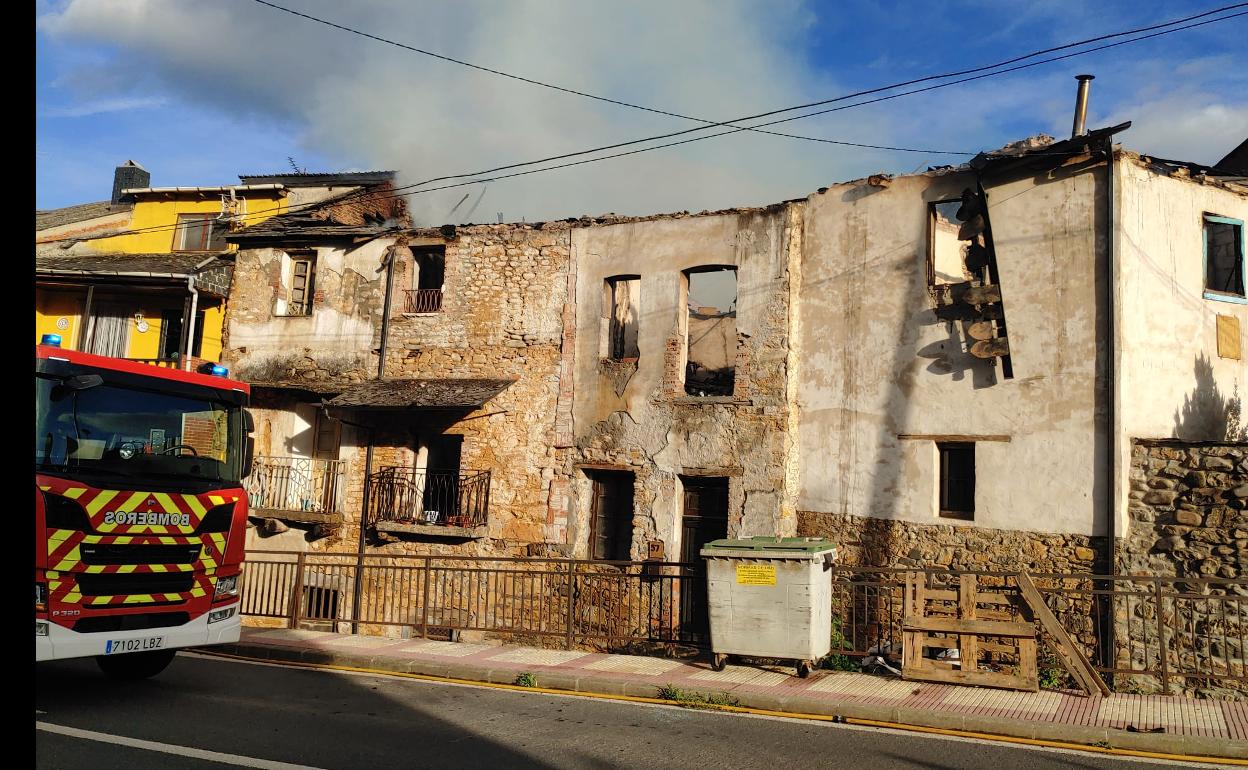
711,653,728,671
796,660,812,678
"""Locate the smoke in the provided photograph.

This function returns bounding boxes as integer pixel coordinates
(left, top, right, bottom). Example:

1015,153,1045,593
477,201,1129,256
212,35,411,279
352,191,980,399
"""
40,0,893,225
38,1,1248,223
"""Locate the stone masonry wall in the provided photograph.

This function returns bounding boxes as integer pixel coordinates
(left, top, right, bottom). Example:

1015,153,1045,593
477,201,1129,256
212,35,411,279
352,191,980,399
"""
1120,440,1248,579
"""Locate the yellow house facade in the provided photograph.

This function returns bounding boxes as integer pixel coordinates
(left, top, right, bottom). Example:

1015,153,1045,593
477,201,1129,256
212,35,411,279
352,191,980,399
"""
36,161,288,368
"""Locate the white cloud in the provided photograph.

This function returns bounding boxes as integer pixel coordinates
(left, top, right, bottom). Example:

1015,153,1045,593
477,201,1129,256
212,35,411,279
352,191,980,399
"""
41,95,168,118
1104,95,1248,165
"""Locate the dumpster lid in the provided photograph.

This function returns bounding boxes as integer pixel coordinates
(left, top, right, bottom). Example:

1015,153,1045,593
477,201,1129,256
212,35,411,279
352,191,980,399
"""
702,536,836,554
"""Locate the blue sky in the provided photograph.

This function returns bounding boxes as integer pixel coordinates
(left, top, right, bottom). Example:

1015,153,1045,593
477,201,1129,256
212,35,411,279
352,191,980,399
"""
36,1,1248,222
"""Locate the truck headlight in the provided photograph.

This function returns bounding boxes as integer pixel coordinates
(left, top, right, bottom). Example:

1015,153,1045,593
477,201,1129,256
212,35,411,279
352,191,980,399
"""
214,575,239,600
36,583,47,612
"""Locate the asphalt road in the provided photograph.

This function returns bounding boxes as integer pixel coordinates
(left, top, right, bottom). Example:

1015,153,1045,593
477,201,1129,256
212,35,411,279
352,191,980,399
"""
35,653,1204,770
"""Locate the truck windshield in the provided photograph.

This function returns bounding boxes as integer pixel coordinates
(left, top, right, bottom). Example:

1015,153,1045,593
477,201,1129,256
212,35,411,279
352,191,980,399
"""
35,374,241,483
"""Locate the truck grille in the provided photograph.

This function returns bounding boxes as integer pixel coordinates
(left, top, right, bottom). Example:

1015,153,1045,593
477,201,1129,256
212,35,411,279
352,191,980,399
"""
73,612,190,633
80,543,202,566
74,573,196,597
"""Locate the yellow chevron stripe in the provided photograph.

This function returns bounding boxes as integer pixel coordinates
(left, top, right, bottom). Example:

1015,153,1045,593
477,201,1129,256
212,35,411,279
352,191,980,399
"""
85,490,118,515
63,592,81,604
210,533,226,549
113,536,133,545
183,495,206,516
83,565,105,574
208,495,224,506
116,564,137,574
152,492,178,513
123,594,154,604
159,536,177,545
47,530,73,545
53,547,81,572
190,587,206,598
164,593,180,602
149,564,167,573
89,597,111,606
39,485,51,491
63,487,86,500
46,571,59,579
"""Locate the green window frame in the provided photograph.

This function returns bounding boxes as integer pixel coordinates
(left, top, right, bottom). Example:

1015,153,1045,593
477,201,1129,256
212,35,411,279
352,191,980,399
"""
1203,214,1246,305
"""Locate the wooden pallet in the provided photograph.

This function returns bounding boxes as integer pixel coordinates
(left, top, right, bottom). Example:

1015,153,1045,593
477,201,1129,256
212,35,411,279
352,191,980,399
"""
902,572,1038,691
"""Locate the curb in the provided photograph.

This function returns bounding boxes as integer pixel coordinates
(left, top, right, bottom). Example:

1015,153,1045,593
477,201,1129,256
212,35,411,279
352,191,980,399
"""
203,641,1248,764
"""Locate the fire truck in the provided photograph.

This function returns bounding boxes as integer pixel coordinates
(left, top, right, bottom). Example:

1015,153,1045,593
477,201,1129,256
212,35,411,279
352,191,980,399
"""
36,336,253,679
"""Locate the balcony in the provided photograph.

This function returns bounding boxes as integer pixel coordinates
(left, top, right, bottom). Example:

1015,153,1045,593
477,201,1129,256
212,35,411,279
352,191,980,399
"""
366,467,490,539
403,289,443,314
245,456,346,524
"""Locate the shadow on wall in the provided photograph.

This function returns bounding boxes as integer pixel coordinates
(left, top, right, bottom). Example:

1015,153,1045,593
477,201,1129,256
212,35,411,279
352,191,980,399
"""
1173,353,1245,441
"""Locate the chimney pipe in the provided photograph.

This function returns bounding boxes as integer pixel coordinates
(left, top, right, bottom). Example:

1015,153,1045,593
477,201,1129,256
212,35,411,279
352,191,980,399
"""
111,160,150,205
1071,74,1094,138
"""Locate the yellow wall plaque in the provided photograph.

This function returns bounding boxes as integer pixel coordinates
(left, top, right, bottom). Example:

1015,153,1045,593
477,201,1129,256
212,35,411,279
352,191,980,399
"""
736,564,776,585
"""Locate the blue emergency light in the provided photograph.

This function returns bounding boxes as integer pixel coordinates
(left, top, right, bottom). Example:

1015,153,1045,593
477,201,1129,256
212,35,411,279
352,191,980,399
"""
41,334,62,347
196,362,229,377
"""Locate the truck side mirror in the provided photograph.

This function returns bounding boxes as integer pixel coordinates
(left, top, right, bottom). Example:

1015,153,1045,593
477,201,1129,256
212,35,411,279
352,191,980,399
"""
241,436,255,479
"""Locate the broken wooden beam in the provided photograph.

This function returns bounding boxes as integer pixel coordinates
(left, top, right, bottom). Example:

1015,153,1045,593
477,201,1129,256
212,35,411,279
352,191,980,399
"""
1016,571,1110,696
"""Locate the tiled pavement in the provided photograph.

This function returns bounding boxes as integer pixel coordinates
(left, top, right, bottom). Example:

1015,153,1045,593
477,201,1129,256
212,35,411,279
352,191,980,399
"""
207,627,1248,760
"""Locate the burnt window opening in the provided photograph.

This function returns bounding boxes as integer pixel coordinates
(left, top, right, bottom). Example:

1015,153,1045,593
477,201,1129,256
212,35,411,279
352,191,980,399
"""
684,266,737,397
586,470,635,561
274,251,316,317
603,275,640,360
408,246,446,313
1204,215,1245,301
928,193,989,287
929,189,1013,379
938,442,975,520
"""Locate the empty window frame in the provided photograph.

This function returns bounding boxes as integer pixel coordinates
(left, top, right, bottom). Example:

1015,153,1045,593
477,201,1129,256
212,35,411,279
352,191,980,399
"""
684,266,737,396
603,275,640,360
937,442,975,520
1204,215,1246,303
174,213,226,252
408,246,446,313
928,191,989,287
587,470,635,561
275,252,316,317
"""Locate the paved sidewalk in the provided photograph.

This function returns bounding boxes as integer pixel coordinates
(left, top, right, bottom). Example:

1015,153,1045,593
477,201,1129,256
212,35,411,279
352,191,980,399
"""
208,627,1247,761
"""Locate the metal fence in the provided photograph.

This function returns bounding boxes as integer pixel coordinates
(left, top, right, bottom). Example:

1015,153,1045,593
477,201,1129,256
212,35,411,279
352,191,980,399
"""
825,567,1248,694
241,550,705,649
239,553,1246,692
246,456,346,516
404,289,443,314
366,468,491,529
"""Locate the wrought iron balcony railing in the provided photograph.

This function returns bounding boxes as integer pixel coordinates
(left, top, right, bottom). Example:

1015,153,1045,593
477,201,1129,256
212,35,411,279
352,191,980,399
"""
366,467,490,529
246,456,346,517
403,289,443,313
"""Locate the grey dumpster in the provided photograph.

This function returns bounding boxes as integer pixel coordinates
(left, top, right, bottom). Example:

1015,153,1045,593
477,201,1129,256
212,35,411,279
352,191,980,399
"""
700,536,838,677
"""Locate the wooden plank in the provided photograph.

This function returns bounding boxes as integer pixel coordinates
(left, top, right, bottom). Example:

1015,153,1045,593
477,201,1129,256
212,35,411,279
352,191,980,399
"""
902,573,925,673
967,320,995,340
970,337,1010,359
904,664,1038,692
897,434,1011,443
1017,636,1039,691
1016,571,1110,696
903,616,1035,638
959,574,979,674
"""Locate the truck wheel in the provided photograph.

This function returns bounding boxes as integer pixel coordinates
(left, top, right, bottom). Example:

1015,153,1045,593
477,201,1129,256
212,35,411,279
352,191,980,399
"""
95,650,177,680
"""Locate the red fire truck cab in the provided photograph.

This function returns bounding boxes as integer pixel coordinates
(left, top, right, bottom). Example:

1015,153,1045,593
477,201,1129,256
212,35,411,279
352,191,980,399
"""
36,338,253,679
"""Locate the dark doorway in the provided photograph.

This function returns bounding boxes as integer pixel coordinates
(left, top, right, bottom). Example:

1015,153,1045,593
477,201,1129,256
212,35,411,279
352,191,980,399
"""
586,470,635,561
424,434,464,519
679,476,729,641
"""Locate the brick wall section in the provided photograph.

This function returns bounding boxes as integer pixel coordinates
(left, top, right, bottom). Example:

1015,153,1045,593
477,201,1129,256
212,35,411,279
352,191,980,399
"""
1120,440,1248,578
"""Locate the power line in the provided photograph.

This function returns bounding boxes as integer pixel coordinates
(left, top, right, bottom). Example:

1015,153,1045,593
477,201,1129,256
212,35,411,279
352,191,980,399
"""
250,0,1245,158
59,6,1247,242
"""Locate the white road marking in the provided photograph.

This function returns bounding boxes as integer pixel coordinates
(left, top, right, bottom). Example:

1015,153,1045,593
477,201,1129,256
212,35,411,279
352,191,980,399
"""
36,722,327,770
